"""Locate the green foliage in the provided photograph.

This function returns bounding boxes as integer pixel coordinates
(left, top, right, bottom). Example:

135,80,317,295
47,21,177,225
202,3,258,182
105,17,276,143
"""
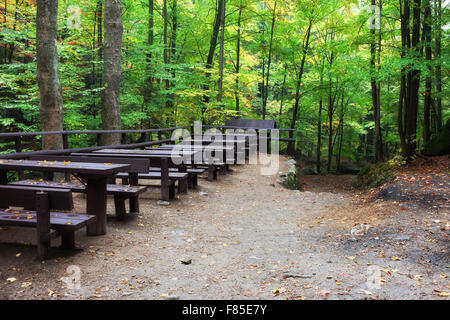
0,0,448,163
354,155,407,189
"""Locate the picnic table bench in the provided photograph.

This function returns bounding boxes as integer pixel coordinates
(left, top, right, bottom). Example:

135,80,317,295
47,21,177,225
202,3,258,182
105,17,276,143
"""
0,159,129,236
0,185,96,259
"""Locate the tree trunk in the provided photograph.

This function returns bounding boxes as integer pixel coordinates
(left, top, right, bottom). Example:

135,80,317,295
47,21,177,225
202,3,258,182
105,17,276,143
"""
262,0,277,120
316,60,325,174
423,0,432,144
434,0,442,132
278,65,287,120
287,20,312,156
36,0,64,151
101,0,123,145
371,0,383,162
202,0,225,116
235,1,242,113
398,0,421,159
217,0,226,105
143,0,154,110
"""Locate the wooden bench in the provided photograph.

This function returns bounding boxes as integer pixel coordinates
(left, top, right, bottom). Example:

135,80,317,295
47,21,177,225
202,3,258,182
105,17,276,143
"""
116,171,189,194
0,185,95,259
11,180,147,221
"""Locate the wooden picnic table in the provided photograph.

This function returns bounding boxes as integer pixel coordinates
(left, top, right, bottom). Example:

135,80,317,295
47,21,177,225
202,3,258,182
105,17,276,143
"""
94,148,199,159
152,144,237,164
0,159,130,236
153,144,234,152
93,149,203,167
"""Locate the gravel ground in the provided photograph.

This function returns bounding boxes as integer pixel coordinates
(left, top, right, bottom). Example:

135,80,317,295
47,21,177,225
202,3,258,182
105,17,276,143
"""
0,156,448,300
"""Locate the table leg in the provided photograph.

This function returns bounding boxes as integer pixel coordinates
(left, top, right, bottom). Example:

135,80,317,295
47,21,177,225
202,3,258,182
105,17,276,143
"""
128,173,139,213
86,176,108,236
0,170,8,185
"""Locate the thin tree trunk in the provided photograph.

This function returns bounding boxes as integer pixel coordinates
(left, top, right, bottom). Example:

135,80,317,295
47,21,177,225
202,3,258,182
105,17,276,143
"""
404,0,421,158
217,0,226,105
101,0,123,145
202,0,225,116
262,0,277,120
287,20,312,156
370,0,383,162
434,0,442,131
36,0,64,151
423,0,432,143
278,65,287,120
143,0,154,110
235,1,242,113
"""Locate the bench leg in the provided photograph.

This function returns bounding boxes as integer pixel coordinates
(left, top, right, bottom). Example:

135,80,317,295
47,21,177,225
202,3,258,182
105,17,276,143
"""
178,178,188,193
161,185,170,201
207,166,216,181
169,183,176,200
61,232,75,250
36,192,51,260
128,173,140,214
188,173,198,189
114,195,127,221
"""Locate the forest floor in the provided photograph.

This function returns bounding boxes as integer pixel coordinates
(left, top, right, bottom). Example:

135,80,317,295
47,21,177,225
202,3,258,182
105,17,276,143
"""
0,155,448,300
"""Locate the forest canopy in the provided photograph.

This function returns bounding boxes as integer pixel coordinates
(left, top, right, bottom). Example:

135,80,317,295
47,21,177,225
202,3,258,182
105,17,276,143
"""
0,0,448,171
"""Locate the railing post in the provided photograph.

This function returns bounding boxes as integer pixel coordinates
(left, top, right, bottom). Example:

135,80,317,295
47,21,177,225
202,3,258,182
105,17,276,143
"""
121,133,127,145
97,133,102,147
158,131,162,141
139,133,147,150
15,136,24,180
62,133,71,182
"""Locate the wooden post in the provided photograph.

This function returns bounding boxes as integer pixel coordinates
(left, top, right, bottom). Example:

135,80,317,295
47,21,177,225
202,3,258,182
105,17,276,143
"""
0,170,7,185
128,172,139,213
86,176,108,236
121,133,127,145
161,158,170,201
36,192,51,260
97,133,102,146
15,136,24,180
62,134,70,182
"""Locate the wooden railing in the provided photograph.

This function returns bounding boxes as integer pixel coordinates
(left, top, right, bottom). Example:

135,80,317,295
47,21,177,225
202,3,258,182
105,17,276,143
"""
0,127,190,159
0,124,295,161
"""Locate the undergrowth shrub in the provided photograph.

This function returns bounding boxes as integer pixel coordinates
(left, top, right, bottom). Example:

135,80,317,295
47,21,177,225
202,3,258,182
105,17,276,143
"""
354,155,406,189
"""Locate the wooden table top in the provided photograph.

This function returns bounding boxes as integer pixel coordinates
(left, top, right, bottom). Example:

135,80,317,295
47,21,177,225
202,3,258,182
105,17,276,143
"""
95,149,200,157
0,159,130,175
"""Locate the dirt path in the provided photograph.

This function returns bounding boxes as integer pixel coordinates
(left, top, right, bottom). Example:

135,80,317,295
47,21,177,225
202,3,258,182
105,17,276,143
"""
0,156,448,300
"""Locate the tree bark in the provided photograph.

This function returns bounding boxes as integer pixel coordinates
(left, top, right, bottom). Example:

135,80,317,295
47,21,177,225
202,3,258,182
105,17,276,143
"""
235,1,242,113
36,0,64,151
101,0,123,145
217,0,226,105
262,0,277,120
287,20,312,156
398,0,421,159
434,0,442,132
202,0,225,115
423,0,432,144
370,0,383,162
